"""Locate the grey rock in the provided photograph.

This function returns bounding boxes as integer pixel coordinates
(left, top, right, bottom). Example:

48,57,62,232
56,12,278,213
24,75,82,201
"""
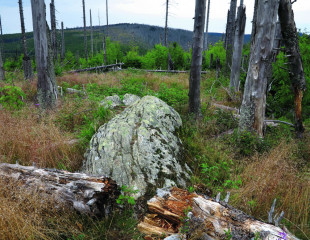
83,96,191,198
122,93,140,106
99,95,122,109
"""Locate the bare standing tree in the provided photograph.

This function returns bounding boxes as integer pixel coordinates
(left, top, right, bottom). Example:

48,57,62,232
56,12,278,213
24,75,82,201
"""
0,45,4,81
106,0,109,36
229,1,246,93
50,0,57,60
164,0,169,47
61,21,65,60
188,0,207,117
82,0,88,61
19,0,34,80
239,0,279,136
90,9,93,57
224,0,237,73
278,0,307,137
31,0,58,109
204,0,211,51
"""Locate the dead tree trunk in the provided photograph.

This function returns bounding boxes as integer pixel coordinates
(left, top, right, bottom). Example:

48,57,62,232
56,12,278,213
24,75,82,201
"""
278,0,307,137
106,0,109,36
239,0,279,136
0,163,120,217
204,0,211,51
138,187,300,240
225,0,237,74
82,0,88,61
90,9,93,57
61,21,65,60
188,0,207,117
0,46,4,81
0,15,3,64
103,35,107,65
229,4,246,93
76,50,79,66
50,0,57,61
19,0,34,81
31,0,58,109
164,0,169,47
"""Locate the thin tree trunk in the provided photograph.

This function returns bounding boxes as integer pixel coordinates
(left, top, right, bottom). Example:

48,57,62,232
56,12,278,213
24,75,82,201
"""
19,0,34,80
106,0,109,36
225,0,238,74
82,0,88,61
103,35,107,65
278,0,307,137
90,9,93,57
239,0,279,136
229,5,246,93
50,0,57,61
61,21,65,60
0,47,4,81
0,15,4,63
188,0,207,117
204,0,211,51
165,0,169,47
31,0,58,110
76,50,79,66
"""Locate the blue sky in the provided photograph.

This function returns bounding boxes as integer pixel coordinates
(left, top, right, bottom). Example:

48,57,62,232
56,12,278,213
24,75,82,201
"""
0,0,309,35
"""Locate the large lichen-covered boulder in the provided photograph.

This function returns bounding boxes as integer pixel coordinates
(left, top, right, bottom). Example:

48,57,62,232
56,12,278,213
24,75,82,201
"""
82,96,191,198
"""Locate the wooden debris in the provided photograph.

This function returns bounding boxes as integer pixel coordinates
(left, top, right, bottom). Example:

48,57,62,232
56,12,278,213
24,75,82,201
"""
68,63,124,73
0,163,120,217
138,187,300,240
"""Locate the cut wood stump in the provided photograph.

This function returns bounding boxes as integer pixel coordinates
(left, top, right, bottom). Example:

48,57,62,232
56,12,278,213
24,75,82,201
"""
138,187,299,240
0,163,120,217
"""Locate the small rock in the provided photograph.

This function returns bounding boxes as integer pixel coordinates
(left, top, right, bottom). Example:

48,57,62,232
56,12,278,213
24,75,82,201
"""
122,93,141,106
99,95,122,109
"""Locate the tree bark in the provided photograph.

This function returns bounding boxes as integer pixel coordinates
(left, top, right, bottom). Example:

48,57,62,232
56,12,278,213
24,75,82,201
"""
0,163,120,217
239,0,279,136
0,47,4,81
82,0,88,61
188,0,207,117
138,187,299,240
106,0,109,36
165,0,169,47
103,35,107,65
229,5,246,93
204,0,211,51
90,9,93,57
61,21,65,60
19,0,34,81
278,0,307,137
50,0,57,61
31,0,58,110
225,0,237,73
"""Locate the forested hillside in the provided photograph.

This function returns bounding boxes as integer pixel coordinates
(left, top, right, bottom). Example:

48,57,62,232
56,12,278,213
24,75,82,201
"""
1,23,250,59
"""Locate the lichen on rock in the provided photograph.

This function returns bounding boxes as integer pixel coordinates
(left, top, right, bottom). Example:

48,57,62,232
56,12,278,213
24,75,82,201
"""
82,96,191,198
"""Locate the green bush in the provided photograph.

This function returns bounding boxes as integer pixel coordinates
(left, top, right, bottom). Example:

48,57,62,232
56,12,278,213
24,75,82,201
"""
123,47,143,69
141,44,168,69
0,85,26,110
203,41,226,69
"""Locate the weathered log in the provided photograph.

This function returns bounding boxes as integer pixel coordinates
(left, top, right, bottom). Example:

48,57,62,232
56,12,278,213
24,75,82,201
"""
0,163,120,217
68,63,124,73
138,187,300,240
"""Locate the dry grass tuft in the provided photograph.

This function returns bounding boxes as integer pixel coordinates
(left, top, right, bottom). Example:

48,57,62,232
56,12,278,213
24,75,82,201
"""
0,178,82,240
0,107,84,170
231,141,310,238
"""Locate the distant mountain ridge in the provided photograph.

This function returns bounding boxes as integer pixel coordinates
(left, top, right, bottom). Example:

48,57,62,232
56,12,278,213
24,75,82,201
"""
1,23,251,59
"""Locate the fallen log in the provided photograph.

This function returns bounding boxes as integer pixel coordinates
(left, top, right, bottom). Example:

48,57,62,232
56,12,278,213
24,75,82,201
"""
138,187,299,240
128,69,209,74
68,63,124,73
0,163,120,217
